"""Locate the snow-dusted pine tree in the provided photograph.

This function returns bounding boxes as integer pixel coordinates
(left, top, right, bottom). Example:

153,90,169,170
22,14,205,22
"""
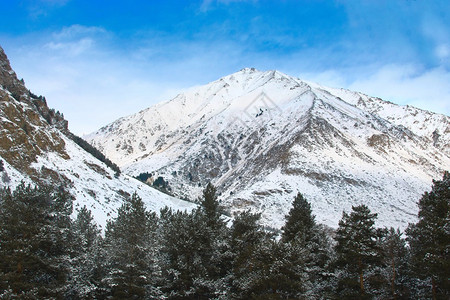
229,210,268,298
66,206,103,298
280,192,333,298
0,183,73,298
406,171,450,300
281,192,315,243
379,227,412,299
104,192,160,299
334,204,381,299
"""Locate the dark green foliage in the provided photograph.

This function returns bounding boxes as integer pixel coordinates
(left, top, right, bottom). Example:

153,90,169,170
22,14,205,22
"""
200,182,221,228
379,227,412,299
158,183,231,299
197,182,231,292
280,193,334,298
230,208,321,299
159,208,210,298
68,133,121,176
0,183,73,298
67,206,103,299
135,172,153,182
153,176,169,190
281,192,315,243
238,238,307,300
406,171,450,299
104,192,160,299
2,176,448,299
230,210,267,298
334,204,382,299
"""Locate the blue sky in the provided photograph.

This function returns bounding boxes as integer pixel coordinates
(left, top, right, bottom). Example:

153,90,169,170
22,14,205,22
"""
1,0,449,134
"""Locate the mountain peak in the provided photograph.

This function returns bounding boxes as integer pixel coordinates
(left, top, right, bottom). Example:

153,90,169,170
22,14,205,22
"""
87,69,450,229
238,67,258,73
234,67,293,79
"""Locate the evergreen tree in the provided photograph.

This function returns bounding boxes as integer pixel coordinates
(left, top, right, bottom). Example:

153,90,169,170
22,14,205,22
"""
200,182,221,229
228,209,309,299
379,227,411,299
67,206,103,299
281,192,315,243
0,183,73,298
229,210,267,298
196,182,231,297
104,192,160,299
406,171,450,299
334,204,381,299
280,193,333,298
158,183,231,299
158,208,209,299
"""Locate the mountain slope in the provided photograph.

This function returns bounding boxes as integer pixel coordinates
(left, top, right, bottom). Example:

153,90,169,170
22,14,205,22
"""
87,68,450,229
0,46,195,228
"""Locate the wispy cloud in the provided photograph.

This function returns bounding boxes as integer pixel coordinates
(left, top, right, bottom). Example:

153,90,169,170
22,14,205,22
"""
3,26,242,134
421,15,450,67
300,63,450,117
350,65,450,115
25,0,70,18
200,0,257,12
1,1,449,134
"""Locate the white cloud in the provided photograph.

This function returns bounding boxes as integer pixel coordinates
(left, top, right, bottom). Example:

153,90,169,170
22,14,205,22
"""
349,64,450,115
297,69,347,90
295,64,450,117
2,26,202,135
45,38,94,56
435,44,449,60
53,25,106,39
421,15,450,66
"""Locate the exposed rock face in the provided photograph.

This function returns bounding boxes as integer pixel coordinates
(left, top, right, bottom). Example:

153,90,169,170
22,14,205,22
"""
0,46,69,184
87,68,450,229
0,46,196,228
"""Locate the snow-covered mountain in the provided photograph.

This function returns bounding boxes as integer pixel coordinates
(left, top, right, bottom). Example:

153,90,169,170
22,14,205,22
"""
87,68,450,230
0,46,195,228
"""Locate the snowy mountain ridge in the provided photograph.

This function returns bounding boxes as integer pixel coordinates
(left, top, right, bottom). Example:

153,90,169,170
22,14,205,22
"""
0,46,196,229
87,68,450,230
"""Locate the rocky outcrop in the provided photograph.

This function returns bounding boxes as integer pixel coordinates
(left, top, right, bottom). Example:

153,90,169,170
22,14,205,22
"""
0,47,69,184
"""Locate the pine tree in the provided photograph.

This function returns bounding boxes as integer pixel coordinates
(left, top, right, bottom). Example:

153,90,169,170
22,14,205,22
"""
104,192,160,299
196,182,231,297
406,171,450,299
0,183,73,298
229,210,266,298
379,227,411,299
334,204,381,299
280,192,333,298
200,182,221,229
158,208,209,298
281,192,315,243
67,206,103,299
158,183,231,299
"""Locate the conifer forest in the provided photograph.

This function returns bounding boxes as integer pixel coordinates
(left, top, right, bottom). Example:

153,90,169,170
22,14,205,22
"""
0,172,449,299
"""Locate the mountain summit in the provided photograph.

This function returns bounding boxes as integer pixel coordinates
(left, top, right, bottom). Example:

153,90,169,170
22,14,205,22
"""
88,68,450,229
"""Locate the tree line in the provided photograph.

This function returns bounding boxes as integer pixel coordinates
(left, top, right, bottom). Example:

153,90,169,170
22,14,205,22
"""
0,172,448,299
